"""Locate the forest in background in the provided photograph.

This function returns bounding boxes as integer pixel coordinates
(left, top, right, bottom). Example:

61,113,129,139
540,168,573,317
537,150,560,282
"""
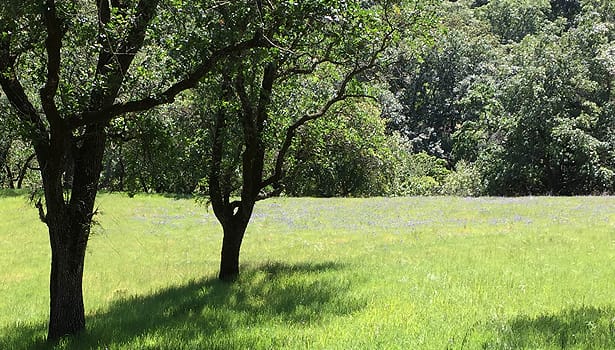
1,0,614,197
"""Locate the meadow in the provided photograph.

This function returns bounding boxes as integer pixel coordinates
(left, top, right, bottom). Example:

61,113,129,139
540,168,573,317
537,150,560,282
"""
1,191,615,349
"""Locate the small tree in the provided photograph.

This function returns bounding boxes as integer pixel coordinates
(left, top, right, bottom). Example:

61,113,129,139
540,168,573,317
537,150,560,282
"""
283,100,408,197
195,0,436,280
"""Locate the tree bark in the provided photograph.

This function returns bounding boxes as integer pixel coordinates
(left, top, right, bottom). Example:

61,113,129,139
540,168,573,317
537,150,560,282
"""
0,139,10,187
218,220,249,281
47,225,86,340
42,124,106,341
5,164,14,189
16,153,36,189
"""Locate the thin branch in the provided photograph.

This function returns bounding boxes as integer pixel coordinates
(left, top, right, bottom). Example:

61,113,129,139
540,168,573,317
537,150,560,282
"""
255,186,283,201
260,27,395,190
344,93,378,102
259,84,349,190
17,153,37,189
70,33,266,128
36,198,47,223
276,42,340,82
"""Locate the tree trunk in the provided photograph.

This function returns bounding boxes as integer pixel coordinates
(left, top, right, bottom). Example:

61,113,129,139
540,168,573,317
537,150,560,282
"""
16,153,36,189
43,124,107,341
219,221,248,281
47,226,87,340
0,139,10,187
5,164,14,189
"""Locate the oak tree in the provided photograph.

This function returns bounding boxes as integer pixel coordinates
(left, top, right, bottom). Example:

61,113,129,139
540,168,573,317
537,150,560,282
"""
0,0,270,340
195,0,435,280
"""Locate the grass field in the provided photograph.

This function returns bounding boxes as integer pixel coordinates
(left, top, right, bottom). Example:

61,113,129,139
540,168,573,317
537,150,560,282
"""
1,191,615,349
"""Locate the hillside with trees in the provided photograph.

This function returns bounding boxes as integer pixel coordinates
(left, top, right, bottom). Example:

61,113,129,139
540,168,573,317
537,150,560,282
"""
384,0,615,196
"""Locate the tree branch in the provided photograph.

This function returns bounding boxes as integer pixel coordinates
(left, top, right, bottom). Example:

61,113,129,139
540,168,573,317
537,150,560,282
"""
233,71,254,146
0,34,48,143
70,33,266,128
88,0,161,110
255,186,283,201
256,62,276,134
260,28,395,191
209,78,239,224
237,62,276,202
276,41,341,82
40,0,64,128
93,0,112,76
114,0,161,78
36,198,47,223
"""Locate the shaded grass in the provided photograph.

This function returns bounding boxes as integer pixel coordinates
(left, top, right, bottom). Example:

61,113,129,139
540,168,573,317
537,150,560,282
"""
2,193,615,348
479,306,615,349
1,262,361,350
0,189,29,198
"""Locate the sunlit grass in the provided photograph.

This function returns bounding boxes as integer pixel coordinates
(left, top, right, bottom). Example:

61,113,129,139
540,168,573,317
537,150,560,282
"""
2,192,615,349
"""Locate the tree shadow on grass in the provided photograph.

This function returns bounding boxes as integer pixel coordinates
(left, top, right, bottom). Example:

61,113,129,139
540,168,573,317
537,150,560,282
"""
0,189,29,198
1,261,363,350
481,305,615,349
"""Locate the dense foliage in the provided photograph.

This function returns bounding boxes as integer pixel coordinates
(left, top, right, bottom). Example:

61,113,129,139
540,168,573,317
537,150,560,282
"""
385,0,615,195
1,0,614,197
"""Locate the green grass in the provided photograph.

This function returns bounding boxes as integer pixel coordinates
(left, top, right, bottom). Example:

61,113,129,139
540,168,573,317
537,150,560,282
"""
2,192,615,349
